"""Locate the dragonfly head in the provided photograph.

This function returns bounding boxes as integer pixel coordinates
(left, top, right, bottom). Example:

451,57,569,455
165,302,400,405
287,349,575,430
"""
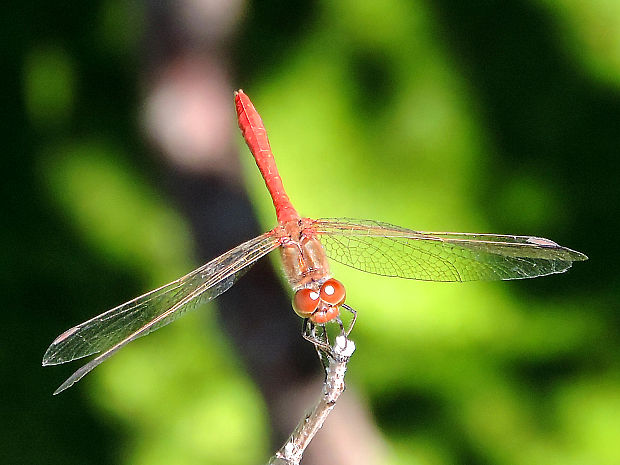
292,278,346,324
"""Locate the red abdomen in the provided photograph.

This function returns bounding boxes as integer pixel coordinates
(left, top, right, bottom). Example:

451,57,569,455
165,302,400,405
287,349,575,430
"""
235,90,299,223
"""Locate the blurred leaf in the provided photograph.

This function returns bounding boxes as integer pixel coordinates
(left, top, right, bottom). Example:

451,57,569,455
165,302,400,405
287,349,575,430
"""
40,140,192,284
541,0,620,88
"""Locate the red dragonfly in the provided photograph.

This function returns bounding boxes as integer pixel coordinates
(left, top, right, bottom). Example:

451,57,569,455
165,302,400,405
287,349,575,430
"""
43,90,587,394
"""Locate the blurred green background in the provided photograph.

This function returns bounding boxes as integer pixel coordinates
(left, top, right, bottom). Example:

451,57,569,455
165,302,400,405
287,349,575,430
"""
4,0,618,464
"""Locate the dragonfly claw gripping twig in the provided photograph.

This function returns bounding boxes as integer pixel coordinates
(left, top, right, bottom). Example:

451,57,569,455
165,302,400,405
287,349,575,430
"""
268,334,356,465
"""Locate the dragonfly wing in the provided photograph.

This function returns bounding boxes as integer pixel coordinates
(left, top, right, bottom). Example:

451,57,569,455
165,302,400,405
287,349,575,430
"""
43,232,280,394
313,218,587,282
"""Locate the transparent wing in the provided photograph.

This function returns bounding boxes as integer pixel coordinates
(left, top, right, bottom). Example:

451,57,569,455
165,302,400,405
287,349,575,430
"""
313,218,587,282
43,232,280,394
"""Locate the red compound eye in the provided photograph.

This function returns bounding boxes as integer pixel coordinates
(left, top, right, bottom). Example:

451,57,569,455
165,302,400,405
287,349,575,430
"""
319,279,346,306
292,288,320,317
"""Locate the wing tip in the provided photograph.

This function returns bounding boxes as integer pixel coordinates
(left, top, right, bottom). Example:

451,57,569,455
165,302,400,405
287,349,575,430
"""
42,347,57,366
53,381,72,396
527,237,587,262
560,248,588,263
573,250,588,261
51,362,93,395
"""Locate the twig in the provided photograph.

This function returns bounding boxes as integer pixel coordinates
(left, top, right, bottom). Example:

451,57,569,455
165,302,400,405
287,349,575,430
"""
267,334,356,465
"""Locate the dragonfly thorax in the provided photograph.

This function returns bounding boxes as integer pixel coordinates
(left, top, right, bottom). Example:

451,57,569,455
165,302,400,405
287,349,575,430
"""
277,219,332,290
274,219,346,323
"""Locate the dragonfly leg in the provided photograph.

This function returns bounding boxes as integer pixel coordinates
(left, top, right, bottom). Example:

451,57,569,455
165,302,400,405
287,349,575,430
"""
302,318,332,354
336,317,346,335
341,303,357,336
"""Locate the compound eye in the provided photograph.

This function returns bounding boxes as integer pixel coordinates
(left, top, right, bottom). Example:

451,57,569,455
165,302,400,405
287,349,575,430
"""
292,288,320,317
319,279,346,306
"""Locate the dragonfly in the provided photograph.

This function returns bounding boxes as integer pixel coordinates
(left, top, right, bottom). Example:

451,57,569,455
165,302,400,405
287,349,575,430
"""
43,90,587,394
